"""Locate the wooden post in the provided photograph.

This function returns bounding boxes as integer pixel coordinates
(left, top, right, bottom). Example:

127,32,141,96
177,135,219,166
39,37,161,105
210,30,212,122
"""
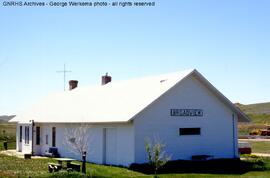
82,151,86,174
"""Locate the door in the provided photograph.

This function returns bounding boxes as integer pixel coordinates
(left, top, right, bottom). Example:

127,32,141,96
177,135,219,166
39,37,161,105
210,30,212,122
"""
104,128,117,165
18,125,22,152
52,127,56,147
34,126,41,155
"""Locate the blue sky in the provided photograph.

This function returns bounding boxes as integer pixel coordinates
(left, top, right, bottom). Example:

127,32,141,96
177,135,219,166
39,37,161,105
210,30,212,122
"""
0,0,270,115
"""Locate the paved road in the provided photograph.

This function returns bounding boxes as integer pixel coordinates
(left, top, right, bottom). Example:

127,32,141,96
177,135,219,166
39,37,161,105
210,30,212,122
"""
252,153,270,157
239,138,270,142
0,149,47,159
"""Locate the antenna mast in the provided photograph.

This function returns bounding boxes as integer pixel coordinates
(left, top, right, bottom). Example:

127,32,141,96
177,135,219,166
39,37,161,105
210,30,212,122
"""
56,64,72,91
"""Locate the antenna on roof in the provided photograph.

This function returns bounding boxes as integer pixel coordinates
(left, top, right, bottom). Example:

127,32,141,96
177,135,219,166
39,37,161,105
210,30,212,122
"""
56,64,72,91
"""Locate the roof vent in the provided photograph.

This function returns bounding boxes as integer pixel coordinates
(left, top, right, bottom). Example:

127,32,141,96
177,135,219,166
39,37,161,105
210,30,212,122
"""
160,79,167,83
102,73,112,85
69,80,78,90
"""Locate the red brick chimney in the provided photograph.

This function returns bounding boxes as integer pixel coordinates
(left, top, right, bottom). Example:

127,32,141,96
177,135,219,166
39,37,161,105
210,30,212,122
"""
102,73,112,85
69,80,78,90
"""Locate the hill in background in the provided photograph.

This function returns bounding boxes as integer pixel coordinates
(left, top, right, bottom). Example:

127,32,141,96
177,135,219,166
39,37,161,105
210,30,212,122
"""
236,102,270,124
0,115,15,123
236,102,270,114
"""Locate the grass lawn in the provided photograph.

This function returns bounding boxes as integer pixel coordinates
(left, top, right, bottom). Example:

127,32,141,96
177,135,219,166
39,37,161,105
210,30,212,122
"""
1,154,270,178
0,140,16,151
0,123,16,151
0,123,16,138
0,154,148,178
248,141,270,154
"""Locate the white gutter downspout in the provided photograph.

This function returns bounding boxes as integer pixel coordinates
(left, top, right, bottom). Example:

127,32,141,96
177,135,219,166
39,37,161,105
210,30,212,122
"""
31,120,34,155
232,114,237,158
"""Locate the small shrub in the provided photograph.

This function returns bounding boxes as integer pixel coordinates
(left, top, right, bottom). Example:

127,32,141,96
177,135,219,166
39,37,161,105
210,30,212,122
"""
249,129,261,135
144,137,170,176
241,154,258,159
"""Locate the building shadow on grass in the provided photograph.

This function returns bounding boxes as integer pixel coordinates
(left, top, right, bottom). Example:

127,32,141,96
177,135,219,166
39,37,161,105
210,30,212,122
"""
129,158,266,175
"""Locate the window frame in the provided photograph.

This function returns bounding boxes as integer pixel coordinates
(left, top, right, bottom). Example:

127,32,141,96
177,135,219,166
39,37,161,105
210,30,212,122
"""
25,126,29,144
52,127,56,147
36,126,40,145
179,128,201,136
45,134,48,145
19,126,22,142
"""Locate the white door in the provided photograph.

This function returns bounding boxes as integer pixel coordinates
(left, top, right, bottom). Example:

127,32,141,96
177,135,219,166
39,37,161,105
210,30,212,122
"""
105,128,117,165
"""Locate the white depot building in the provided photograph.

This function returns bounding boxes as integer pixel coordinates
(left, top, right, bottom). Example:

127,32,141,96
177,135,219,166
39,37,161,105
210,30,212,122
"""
10,69,249,166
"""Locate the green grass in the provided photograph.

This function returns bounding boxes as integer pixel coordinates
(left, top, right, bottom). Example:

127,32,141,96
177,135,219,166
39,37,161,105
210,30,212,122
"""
247,114,270,124
235,102,270,124
0,123,16,140
0,123,16,151
246,141,270,154
1,154,270,177
0,140,16,151
0,123,16,134
0,154,148,178
235,102,270,115
0,154,52,177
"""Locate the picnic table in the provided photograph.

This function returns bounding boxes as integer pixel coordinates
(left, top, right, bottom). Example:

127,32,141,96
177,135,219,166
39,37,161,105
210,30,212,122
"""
51,158,81,172
54,158,76,168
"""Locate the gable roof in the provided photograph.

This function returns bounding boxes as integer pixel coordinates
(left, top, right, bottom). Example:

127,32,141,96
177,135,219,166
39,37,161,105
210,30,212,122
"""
10,69,249,123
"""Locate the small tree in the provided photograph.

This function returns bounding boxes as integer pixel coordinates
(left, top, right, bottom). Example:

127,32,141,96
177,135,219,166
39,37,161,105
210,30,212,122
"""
64,124,90,156
145,137,171,177
64,124,93,173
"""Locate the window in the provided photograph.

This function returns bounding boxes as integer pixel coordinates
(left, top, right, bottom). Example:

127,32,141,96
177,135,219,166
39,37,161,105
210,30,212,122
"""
46,135,48,145
179,128,201,135
52,127,56,147
25,126,29,144
19,126,22,142
69,138,76,143
36,127,40,145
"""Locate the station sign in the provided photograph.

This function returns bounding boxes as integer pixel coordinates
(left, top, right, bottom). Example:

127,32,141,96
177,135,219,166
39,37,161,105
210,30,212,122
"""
170,109,203,117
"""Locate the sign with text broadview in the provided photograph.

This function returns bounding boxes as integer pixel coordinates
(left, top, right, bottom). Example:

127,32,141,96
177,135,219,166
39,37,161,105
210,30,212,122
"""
170,109,203,117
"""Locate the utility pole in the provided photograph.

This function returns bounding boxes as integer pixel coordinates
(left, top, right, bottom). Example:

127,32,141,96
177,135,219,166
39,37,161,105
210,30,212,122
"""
56,64,72,91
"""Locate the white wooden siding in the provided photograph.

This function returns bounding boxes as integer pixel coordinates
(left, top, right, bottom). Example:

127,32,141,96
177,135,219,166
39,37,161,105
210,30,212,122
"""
31,123,134,166
134,76,238,163
16,123,32,154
